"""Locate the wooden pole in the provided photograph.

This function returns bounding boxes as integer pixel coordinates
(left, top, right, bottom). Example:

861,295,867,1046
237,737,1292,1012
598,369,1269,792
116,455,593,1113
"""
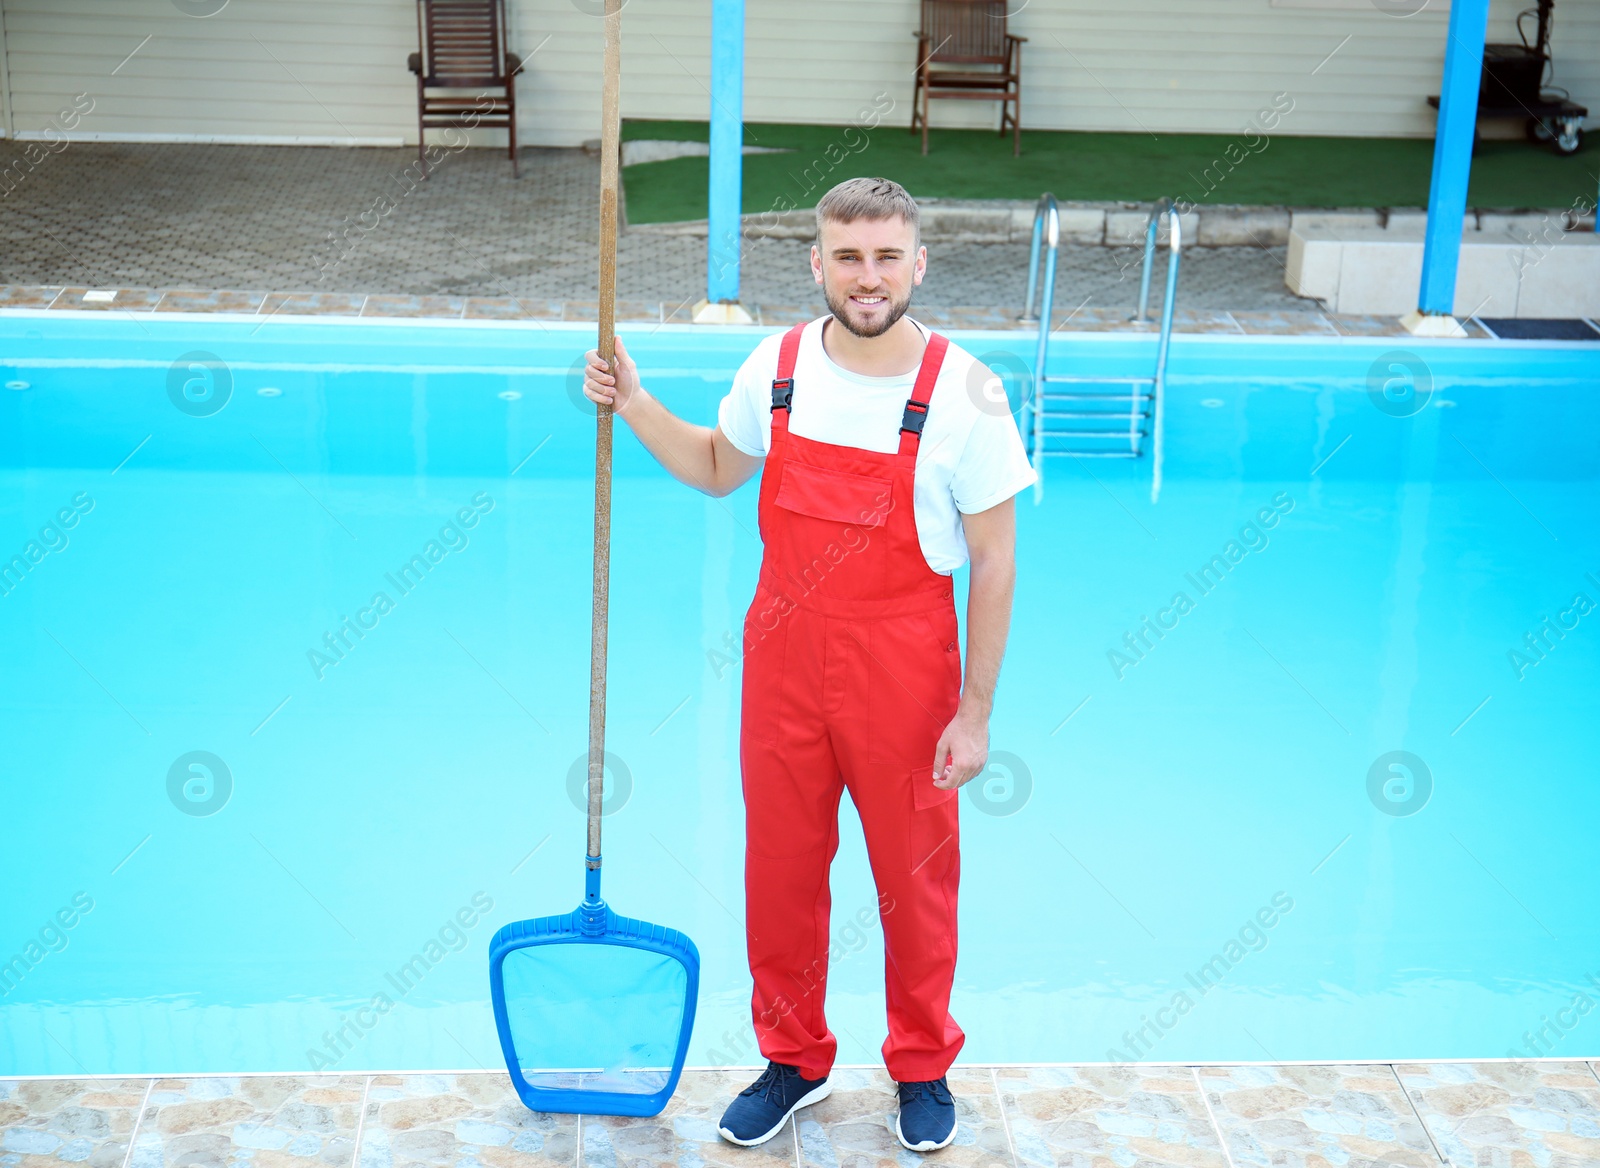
587,0,622,875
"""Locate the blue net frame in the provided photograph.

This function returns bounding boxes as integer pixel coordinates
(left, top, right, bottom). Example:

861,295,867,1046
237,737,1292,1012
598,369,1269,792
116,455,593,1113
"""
489,897,701,1117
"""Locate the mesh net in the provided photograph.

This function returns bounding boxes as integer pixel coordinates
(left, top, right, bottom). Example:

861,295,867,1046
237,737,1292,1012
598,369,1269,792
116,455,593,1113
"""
500,939,690,1095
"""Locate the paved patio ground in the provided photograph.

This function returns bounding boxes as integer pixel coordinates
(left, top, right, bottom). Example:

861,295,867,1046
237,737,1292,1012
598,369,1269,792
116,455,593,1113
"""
5,1062,1600,1168
0,143,1314,317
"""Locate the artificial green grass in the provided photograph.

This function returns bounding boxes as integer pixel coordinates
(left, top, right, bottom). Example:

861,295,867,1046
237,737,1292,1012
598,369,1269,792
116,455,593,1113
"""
620,118,1597,224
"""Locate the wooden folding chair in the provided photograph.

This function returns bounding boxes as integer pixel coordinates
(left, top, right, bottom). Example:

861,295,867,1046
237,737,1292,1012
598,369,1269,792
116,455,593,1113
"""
912,0,1025,156
408,0,523,177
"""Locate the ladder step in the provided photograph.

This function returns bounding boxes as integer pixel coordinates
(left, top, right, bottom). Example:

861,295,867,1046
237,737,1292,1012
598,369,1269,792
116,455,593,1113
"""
1040,450,1143,458
1042,426,1147,434
1039,392,1152,401
1041,411,1150,419
1042,375,1156,386
1039,402,1151,410
1041,406,1149,414
1042,415,1149,424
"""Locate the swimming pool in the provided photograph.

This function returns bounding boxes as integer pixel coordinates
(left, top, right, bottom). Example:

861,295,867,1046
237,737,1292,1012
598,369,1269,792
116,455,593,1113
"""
2,311,1597,1078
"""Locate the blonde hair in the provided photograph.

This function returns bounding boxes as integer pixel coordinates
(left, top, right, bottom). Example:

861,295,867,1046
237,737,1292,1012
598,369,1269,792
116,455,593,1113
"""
815,177,919,245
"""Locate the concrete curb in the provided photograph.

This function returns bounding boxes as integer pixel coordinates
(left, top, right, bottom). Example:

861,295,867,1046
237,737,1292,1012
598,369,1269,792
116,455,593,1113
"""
629,199,1598,248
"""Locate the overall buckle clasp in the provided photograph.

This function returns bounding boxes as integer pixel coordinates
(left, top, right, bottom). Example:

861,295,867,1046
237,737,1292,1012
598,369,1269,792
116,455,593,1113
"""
900,400,929,437
771,377,794,412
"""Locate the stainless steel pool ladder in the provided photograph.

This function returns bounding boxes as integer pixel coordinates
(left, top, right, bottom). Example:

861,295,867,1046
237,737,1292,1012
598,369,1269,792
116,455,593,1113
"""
1020,194,1181,503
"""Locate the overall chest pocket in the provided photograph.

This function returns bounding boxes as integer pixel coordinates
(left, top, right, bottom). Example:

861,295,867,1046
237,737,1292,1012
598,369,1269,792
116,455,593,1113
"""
774,460,896,528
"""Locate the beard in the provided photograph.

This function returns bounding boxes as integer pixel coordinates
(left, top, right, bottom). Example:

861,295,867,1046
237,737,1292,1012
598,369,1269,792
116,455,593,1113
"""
823,281,912,339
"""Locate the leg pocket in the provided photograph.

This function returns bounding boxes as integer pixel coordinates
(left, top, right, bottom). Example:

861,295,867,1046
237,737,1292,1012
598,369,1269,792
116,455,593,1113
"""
907,765,959,878
910,763,956,812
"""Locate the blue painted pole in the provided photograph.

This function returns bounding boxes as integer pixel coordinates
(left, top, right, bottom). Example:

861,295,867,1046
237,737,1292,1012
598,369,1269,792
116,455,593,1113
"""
1417,0,1492,316
706,0,744,304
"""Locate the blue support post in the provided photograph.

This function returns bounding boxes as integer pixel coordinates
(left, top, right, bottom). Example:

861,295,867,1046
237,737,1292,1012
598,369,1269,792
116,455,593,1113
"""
1417,0,1492,317
706,0,744,305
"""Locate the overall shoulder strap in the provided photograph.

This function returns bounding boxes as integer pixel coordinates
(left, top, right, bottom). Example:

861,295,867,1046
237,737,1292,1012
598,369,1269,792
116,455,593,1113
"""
770,322,807,413
897,332,950,456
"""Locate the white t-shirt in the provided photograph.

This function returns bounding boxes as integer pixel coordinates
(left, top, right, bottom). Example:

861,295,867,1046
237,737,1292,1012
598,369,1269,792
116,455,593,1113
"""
717,316,1037,574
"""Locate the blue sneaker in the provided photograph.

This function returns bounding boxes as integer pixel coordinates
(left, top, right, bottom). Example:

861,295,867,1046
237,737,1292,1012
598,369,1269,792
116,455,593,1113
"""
895,1077,957,1151
717,1061,831,1146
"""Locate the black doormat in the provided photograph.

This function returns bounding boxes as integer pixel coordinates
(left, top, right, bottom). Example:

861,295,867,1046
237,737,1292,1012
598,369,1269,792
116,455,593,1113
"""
1477,318,1600,340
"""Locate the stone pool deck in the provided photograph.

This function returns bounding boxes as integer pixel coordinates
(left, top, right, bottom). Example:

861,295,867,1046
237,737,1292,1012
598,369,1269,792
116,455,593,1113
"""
7,143,1580,338
0,143,1303,314
5,1062,1600,1168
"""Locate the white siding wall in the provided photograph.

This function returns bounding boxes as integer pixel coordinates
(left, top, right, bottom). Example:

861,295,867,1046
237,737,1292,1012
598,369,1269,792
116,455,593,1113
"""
0,0,1594,146
2,1,418,143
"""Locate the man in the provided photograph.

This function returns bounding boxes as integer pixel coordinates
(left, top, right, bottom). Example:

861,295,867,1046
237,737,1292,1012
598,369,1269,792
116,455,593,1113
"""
582,176,1034,1152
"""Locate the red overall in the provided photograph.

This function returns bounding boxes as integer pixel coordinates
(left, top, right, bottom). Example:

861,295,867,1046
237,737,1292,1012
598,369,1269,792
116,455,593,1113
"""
740,319,964,1083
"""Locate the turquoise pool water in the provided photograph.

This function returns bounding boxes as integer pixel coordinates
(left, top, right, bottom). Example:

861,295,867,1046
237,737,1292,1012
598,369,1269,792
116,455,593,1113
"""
2,313,1597,1077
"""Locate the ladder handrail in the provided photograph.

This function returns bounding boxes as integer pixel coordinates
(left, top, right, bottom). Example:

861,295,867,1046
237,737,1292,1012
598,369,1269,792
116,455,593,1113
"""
1023,192,1059,324
1021,194,1180,503
1138,198,1182,504
1023,193,1059,502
